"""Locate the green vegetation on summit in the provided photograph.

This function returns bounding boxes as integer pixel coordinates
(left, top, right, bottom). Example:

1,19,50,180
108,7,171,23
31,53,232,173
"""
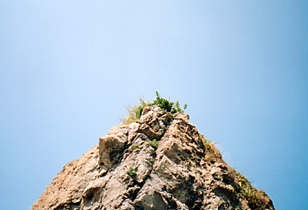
121,91,187,125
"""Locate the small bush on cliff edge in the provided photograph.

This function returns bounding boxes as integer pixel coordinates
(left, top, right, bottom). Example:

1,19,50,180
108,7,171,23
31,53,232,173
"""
231,169,273,210
121,91,187,125
148,91,187,114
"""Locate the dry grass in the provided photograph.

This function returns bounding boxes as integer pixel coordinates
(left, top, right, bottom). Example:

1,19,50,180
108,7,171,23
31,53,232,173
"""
120,98,147,125
199,133,222,162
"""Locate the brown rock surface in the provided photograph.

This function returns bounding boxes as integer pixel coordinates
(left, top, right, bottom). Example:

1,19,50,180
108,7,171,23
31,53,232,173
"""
31,105,275,210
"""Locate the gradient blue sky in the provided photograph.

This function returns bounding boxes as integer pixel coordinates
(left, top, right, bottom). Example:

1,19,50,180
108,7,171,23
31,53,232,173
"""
1,1,307,209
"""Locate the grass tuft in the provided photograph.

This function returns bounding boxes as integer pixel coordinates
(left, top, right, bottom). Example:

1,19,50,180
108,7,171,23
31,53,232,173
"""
199,133,222,162
231,168,272,209
120,98,147,125
147,139,159,149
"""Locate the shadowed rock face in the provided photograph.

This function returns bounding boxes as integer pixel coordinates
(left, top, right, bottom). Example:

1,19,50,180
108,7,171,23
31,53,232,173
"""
31,106,275,210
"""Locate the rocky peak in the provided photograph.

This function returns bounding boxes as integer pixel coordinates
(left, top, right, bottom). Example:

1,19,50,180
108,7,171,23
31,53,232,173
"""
31,105,275,210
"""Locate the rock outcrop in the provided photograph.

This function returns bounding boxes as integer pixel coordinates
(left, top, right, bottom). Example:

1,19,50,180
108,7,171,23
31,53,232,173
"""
31,106,275,210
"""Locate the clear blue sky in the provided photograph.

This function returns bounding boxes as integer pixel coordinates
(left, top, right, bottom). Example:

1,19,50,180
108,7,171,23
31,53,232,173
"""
1,1,307,209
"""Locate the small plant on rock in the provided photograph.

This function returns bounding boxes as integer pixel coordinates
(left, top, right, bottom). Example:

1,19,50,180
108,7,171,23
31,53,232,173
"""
121,91,187,125
130,144,140,150
148,91,187,114
231,168,271,210
127,167,137,176
147,139,159,149
121,98,147,125
199,133,222,162
149,158,155,164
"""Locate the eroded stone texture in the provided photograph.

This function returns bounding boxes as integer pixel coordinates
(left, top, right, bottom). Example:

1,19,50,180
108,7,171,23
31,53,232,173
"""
31,146,101,210
31,106,275,210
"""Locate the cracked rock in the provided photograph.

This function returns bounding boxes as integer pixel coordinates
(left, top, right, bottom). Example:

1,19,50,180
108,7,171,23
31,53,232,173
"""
31,106,275,210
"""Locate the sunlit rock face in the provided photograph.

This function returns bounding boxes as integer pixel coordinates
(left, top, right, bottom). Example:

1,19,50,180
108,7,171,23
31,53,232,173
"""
31,106,275,210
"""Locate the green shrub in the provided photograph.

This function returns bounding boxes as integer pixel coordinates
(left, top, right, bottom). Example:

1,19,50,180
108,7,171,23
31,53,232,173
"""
148,91,187,114
127,167,136,176
147,139,159,149
121,91,187,124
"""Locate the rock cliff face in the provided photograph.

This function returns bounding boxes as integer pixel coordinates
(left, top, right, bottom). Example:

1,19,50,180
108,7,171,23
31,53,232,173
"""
31,106,275,210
